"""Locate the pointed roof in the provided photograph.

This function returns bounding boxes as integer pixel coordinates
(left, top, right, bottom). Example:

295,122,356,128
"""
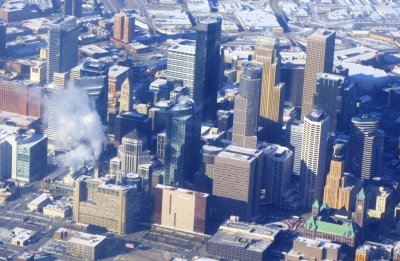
124,129,145,140
312,199,320,208
305,216,317,229
357,187,366,200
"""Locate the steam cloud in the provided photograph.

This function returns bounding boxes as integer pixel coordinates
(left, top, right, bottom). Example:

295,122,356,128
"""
45,87,106,172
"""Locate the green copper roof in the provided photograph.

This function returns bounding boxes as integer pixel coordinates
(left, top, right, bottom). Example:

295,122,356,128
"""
304,216,356,237
312,200,320,208
357,187,366,200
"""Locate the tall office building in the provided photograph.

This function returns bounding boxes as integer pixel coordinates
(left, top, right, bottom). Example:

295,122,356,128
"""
210,145,263,221
72,76,108,124
0,21,6,55
301,29,335,119
194,15,222,120
313,73,348,133
119,70,133,113
350,114,385,180
166,44,196,97
117,130,151,175
63,0,82,17
287,120,304,176
231,61,263,149
264,144,293,209
323,144,363,211
113,12,135,43
47,16,79,83
8,131,48,183
300,110,329,208
163,100,201,186
254,37,284,141
73,176,137,235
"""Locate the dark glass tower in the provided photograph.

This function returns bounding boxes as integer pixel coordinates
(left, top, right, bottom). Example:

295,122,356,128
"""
194,15,222,121
63,0,82,17
0,21,6,56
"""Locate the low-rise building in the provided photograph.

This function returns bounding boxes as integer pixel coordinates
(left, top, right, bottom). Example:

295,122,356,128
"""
11,227,36,246
27,193,51,212
53,228,106,261
355,241,393,261
303,215,358,248
206,216,281,261
43,201,72,218
285,236,342,261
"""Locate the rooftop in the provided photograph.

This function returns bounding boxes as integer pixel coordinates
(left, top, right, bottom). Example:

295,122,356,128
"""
108,65,129,78
295,236,341,250
264,144,293,162
68,231,106,247
28,193,50,206
310,29,336,39
155,184,209,198
169,44,196,55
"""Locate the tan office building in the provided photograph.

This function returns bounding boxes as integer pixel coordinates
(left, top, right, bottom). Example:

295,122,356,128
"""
119,72,133,113
113,12,135,43
254,37,284,141
323,144,363,211
210,145,263,221
301,29,335,119
73,176,135,235
152,184,209,234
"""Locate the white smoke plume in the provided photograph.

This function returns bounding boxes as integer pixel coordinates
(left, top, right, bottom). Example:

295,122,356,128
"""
45,87,106,172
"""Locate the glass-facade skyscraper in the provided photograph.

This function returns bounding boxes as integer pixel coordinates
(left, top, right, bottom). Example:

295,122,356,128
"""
163,100,201,186
194,15,222,120
47,16,79,83
350,114,385,180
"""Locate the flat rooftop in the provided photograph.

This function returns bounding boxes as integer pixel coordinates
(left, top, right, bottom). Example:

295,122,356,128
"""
68,231,106,247
108,65,129,78
295,236,341,250
155,184,209,197
169,44,196,55
310,29,336,39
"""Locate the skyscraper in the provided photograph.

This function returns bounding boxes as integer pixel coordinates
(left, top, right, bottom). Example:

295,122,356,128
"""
166,44,196,97
254,37,284,142
231,61,263,149
323,144,363,211
313,73,349,133
163,100,201,186
0,21,6,56
63,0,82,17
350,114,385,180
113,12,135,43
300,110,329,208
301,29,335,119
194,15,222,120
47,16,79,83
117,129,151,174
211,145,263,221
119,70,133,113
287,120,304,176
264,144,293,209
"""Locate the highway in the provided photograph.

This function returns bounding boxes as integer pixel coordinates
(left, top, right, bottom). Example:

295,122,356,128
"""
270,0,289,32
